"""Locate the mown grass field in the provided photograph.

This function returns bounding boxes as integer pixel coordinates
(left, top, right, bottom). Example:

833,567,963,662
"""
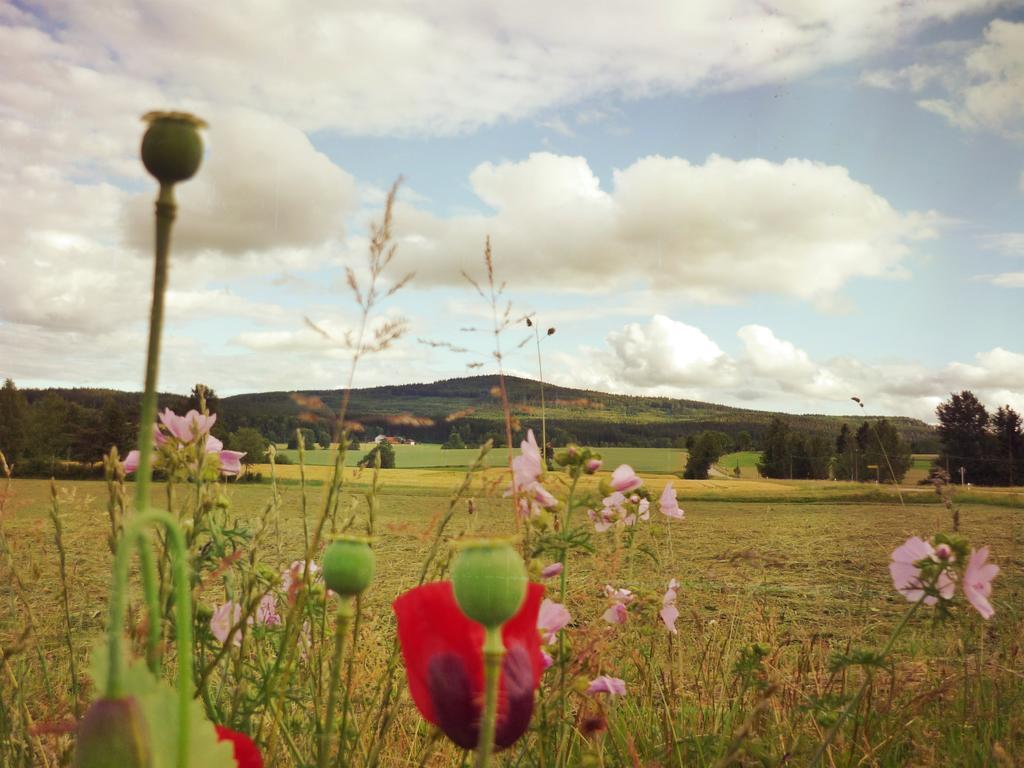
1,463,1022,765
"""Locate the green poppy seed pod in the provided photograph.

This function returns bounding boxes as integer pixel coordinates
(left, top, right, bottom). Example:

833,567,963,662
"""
321,536,375,597
451,539,527,629
140,111,207,185
74,697,152,768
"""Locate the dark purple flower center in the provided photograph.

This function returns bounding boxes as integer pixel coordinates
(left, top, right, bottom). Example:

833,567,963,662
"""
426,645,536,751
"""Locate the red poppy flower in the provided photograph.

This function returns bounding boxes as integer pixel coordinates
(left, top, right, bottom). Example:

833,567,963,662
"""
215,725,263,768
393,581,544,750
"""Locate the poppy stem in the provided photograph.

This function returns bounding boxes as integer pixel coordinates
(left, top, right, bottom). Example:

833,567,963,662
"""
136,535,162,673
474,627,505,768
320,596,355,768
133,182,175,520
105,511,194,768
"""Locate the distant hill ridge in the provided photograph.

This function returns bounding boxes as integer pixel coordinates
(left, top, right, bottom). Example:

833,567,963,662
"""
20,375,937,450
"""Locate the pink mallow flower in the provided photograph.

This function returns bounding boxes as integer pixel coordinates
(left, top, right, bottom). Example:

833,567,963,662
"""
610,464,642,493
603,603,628,624
602,585,633,624
218,450,246,476
889,536,955,605
123,450,141,474
529,482,557,509
584,457,602,474
159,408,217,443
660,482,685,520
123,417,243,476
210,601,245,646
256,594,281,626
282,560,321,602
963,547,999,620
537,599,572,644
540,562,563,579
588,508,614,533
587,676,627,696
511,429,542,489
204,435,246,476
660,579,680,634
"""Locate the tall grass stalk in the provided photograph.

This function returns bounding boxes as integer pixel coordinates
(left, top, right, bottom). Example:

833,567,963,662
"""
47,482,80,717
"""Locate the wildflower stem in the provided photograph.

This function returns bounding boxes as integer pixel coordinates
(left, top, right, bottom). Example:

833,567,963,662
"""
320,596,354,768
136,535,162,673
556,471,580,766
133,182,175,521
809,597,921,765
533,323,548,470
475,626,505,768
48,482,80,717
105,511,193,768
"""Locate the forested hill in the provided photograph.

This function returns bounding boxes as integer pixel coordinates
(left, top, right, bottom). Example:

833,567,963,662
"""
9,375,938,453
216,375,937,450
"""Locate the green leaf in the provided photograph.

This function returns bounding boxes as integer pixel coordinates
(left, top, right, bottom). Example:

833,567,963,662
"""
87,643,236,768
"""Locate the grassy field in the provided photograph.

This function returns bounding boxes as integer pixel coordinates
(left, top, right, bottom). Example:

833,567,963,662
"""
279,443,691,473
1,464,1022,766
278,445,944,486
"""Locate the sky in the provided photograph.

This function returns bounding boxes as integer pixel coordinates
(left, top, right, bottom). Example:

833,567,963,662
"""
1,1,1023,423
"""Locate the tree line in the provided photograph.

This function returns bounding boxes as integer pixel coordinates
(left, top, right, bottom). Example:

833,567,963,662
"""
935,391,1024,486
7,378,1012,486
682,390,1024,487
0,380,268,478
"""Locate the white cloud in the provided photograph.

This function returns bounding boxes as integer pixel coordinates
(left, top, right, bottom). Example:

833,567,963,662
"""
124,108,357,256
392,152,937,305
4,1,1007,138
946,347,1024,390
860,63,947,92
865,19,1024,139
604,315,736,389
976,272,1024,287
979,231,1024,255
555,316,1024,421
0,0,1011,402
738,325,849,400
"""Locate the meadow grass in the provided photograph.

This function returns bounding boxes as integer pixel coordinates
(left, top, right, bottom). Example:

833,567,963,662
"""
1,470,1021,766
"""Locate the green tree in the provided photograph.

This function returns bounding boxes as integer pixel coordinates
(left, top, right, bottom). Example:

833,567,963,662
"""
359,440,396,469
936,391,993,485
735,430,753,451
0,378,29,460
442,428,466,450
227,428,270,467
684,431,730,479
288,428,317,450
833,423,861,481
188,384,219,415
805,433,832,480
31,393,71,462
348,432,362,451
863,419,912,484
991,405,1024,486
757,417,791,478
98,395,132,458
